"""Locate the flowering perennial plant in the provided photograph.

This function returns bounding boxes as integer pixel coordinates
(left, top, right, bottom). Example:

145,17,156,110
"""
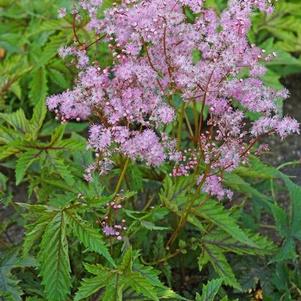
47,0,299,200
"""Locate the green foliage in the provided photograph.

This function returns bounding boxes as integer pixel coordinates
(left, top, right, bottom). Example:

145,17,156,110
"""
38,211,71,301
196,278,223,301
65,212,116,267
0,250,35,301
74,249,180,301
251,1,301,54
0,0,75,107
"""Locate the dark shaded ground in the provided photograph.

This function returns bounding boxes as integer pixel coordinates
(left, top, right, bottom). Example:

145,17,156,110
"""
263,73,301,184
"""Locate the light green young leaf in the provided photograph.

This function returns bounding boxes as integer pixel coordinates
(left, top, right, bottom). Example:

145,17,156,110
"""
0,125,21,144
0,109,29,134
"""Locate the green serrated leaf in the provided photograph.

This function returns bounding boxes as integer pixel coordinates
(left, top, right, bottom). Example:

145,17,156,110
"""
74,272,113,301
125,272,159,301
53,159,75,186
0,141,22,160
65,212,115,267
29,67,48,106
120,248,133,272
23,214,55,256
196,278,223,301
48,68,70,89
49,124,65,146
30,99,47,135
0,109,29,134
38,211,71,301
199,244,241,289
15,150,39,185
195,199,256,247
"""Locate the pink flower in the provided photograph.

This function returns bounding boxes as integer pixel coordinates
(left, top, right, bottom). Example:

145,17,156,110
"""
47,0,298,183
201,175,233,200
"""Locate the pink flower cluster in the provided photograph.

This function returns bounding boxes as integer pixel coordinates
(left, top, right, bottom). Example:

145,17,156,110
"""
48,0,299,199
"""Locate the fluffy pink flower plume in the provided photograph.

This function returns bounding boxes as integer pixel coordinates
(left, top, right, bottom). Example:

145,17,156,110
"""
48,0,299,199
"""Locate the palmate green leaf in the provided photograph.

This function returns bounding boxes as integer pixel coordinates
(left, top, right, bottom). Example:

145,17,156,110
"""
125,272,159,301
48,68,70,89
74,272,114,301
76,271,159,301
194,199,256,247
36,33,67,67
23,213,55,256
196,278,223,301
29,66,48,106
38,211,71,301
27,19,67,37
76,253,177,301
199,244,240,289
15,149,40,185
0,125,21,144
159,176,193,213
0,109,29,134
65,212,115,267
134,263,184,300
102,275,123,301
53,159,75,186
